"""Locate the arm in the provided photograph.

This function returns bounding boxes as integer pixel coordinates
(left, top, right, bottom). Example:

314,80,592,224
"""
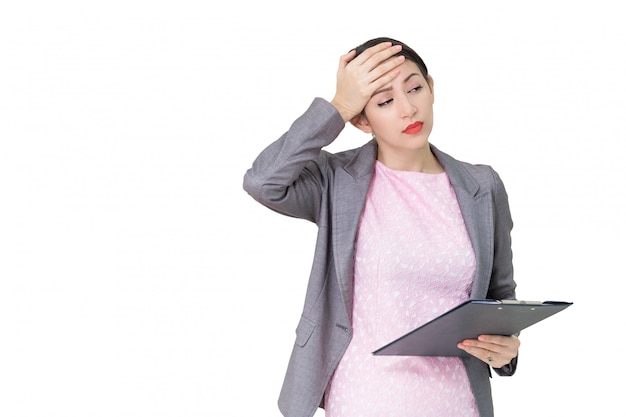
243,42,406,221
242,98,345,223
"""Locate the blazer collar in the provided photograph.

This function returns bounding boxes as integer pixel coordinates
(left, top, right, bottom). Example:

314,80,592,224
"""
344,140,481,199
431,144,480,198
343,139,378,179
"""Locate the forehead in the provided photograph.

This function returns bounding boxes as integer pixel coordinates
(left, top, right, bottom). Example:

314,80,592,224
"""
396,60,425,80
376,60,424,93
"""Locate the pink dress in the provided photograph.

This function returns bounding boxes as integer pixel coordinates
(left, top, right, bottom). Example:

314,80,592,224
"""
325,161,479,417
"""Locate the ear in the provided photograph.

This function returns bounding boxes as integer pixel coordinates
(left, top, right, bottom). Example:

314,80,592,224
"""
349,113,372,134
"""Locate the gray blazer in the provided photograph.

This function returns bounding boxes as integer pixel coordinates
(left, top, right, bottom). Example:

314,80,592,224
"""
243,98,517,417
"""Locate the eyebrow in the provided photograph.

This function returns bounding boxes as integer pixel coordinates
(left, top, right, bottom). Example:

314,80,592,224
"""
372,73,421,97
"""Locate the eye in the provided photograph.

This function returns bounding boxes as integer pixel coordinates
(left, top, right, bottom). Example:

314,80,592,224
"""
377,98,393,107
408,85,423,93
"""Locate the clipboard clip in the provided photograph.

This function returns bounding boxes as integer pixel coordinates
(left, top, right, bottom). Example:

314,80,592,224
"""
497,300,573,306
498,299,542,305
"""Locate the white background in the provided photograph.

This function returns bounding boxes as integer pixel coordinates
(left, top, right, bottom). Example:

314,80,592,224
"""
1,1,624,416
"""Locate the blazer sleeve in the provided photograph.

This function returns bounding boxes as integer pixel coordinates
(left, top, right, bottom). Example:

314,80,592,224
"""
242,98,345,223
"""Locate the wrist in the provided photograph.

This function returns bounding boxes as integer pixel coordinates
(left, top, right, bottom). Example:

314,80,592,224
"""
330,99,355,123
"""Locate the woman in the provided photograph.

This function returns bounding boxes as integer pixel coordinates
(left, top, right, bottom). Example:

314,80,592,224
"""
243,37,520,417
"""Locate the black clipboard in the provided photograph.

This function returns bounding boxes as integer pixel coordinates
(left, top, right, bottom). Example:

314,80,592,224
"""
372,299,573,357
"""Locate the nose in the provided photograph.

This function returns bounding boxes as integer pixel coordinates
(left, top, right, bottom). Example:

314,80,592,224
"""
397,92,417,118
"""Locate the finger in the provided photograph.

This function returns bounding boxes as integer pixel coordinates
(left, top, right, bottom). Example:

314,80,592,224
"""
366,43,402,64
360,45,404,76
347,43,402,77
339,49,357,66
459,343,505,367
459,338,506,358
477,335,508,345
457,342,496,364
365,55,405,87
483,347,494,363
478,335,521,352
350,41,395,65
485,349,495,364
339,43,404,87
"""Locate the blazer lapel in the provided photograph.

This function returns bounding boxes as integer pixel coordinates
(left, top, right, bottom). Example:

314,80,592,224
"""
432,145,494,298
332,140,377,319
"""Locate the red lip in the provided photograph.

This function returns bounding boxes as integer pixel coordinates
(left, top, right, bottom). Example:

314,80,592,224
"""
403,121,423,134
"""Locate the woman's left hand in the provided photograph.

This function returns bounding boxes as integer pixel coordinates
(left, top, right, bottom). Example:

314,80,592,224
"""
457,335,520,368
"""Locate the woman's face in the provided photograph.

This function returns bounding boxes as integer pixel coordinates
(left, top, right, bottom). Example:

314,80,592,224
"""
357,60,435,156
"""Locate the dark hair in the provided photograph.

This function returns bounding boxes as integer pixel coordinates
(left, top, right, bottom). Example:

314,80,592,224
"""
353,37,430,86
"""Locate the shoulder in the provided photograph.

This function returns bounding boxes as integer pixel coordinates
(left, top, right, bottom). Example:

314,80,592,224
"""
318,140,378,177
431,144,506,192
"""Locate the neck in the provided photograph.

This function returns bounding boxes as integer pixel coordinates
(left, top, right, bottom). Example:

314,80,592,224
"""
377,145,444,173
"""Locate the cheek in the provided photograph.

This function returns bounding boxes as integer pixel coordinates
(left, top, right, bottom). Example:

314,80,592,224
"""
364,107,393,126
